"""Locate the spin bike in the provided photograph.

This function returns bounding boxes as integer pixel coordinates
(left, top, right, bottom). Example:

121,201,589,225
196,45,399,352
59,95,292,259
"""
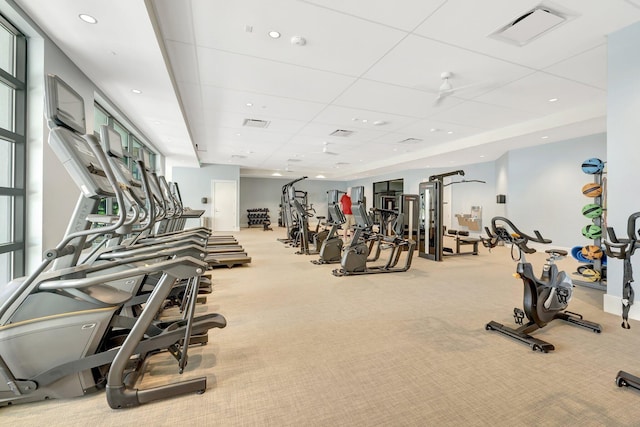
602,211,640,389
483,217,602,352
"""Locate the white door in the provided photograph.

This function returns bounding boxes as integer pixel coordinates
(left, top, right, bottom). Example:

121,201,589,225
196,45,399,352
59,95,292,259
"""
211,180,238,232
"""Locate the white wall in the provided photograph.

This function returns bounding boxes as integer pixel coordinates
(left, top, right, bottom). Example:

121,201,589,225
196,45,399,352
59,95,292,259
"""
172,163,240,229
605,21,640,317
506,133,606,248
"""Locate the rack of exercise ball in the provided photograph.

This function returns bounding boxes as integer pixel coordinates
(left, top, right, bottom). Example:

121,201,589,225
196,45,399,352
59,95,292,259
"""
572,157,606,291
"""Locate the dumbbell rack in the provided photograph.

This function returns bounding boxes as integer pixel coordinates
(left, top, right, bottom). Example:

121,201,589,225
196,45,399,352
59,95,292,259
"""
574,165,606,291
247,208,272,230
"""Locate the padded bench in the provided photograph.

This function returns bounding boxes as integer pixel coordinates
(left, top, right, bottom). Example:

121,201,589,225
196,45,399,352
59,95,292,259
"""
444,229,481,255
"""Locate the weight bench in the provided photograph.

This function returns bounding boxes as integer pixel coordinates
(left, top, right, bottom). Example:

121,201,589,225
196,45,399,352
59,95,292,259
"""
444,229,481,255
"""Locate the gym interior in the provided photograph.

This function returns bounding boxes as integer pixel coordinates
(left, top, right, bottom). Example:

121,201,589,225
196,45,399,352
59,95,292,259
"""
1,1,640,425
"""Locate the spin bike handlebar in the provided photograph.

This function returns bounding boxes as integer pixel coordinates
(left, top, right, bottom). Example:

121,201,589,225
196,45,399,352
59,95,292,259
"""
603,211,640,260
486,216,552,254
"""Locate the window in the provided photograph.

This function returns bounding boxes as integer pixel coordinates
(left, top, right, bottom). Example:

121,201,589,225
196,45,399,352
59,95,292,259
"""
0,14,26,283
93,103,157,215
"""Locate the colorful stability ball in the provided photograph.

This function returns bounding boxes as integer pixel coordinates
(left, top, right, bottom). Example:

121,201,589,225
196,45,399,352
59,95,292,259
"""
582,182,603,198
582,203,603,219
581,158,605,174
582,224,602,239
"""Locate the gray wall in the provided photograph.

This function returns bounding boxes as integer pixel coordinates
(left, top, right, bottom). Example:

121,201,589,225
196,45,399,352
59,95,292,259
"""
240,177,345,228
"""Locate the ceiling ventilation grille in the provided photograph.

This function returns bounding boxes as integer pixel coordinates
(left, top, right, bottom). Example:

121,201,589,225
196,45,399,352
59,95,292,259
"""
490,7,567,46
287,158,302,163
330,129,354,137
243,118,270,128
398,138,423,144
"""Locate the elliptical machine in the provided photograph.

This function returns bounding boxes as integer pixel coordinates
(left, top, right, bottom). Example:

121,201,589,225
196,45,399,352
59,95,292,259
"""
483,216,602,352
311,202,345,265
332,203,414,276
602,211,640,389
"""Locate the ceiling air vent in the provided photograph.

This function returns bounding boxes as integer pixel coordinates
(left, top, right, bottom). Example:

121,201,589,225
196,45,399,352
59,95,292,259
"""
287,158,302,163
243,118,270,128
330,129,354,137
399,138,423,144
490,6,567,46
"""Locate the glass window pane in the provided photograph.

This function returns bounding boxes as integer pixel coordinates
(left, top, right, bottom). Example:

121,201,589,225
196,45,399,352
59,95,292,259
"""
0,195,13,245
131,136,142,160
0,83,14,131
94,105,108,129
113,121,128,150
0,24,14,75
0,251,10,284
0,137,13,187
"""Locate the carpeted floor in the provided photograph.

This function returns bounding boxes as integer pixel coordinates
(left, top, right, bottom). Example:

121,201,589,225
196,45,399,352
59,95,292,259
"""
3,227,640,426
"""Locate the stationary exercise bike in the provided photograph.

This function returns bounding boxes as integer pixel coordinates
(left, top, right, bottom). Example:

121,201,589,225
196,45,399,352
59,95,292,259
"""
332,204,414,276
602,211,640,389
311,203,345,265
483,217,602,352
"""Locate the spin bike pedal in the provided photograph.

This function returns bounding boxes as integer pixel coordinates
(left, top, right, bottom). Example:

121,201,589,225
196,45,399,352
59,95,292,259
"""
513,308,525,325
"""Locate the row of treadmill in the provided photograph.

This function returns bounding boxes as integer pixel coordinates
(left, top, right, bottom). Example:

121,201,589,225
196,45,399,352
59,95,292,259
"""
278,178,415,276
0,74,250,409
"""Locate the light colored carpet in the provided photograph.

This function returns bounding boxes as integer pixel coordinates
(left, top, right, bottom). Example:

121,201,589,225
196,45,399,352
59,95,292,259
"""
3,228,640,426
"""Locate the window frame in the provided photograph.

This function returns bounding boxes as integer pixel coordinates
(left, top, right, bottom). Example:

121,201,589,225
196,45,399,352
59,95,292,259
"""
0,13,26,281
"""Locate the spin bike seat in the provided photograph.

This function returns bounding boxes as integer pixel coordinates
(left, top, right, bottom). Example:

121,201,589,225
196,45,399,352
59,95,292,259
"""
545,249,567,257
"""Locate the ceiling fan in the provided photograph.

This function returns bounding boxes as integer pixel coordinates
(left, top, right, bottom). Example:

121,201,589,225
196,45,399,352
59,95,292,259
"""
309,142,339,156
433,71,487,107
434,71,455,106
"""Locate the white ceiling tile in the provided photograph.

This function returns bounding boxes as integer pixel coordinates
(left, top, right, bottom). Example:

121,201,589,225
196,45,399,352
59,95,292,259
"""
333,79,464,118
199,86,326,121
472,71,606,114
197,47,357,103
428,100,537,130
300,0,445,31
544,44,607,89
189,0,407,76
364,35,533,94
414,0,640,70
312,106,418,132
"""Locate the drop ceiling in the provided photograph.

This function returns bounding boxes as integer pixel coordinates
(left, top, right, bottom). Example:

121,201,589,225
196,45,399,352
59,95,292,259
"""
13,0,640,180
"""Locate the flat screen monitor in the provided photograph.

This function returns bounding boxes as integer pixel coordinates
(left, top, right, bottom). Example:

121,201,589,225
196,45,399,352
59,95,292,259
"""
100,125,125,159
45,74,85,134
351,186,364,204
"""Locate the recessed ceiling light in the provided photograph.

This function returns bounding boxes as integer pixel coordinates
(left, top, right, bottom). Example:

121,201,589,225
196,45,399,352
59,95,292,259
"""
373,120,386,126
548,98,559,102
268,31,281,39
447,131,454,134
541,135,549,139
246,103,253,107
362,119,368,123
315,175,325,179
236,133,241,136
430,128,439,132
79,14,97,24
272,172,282,177
132,89,142,94
480,155,485,158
